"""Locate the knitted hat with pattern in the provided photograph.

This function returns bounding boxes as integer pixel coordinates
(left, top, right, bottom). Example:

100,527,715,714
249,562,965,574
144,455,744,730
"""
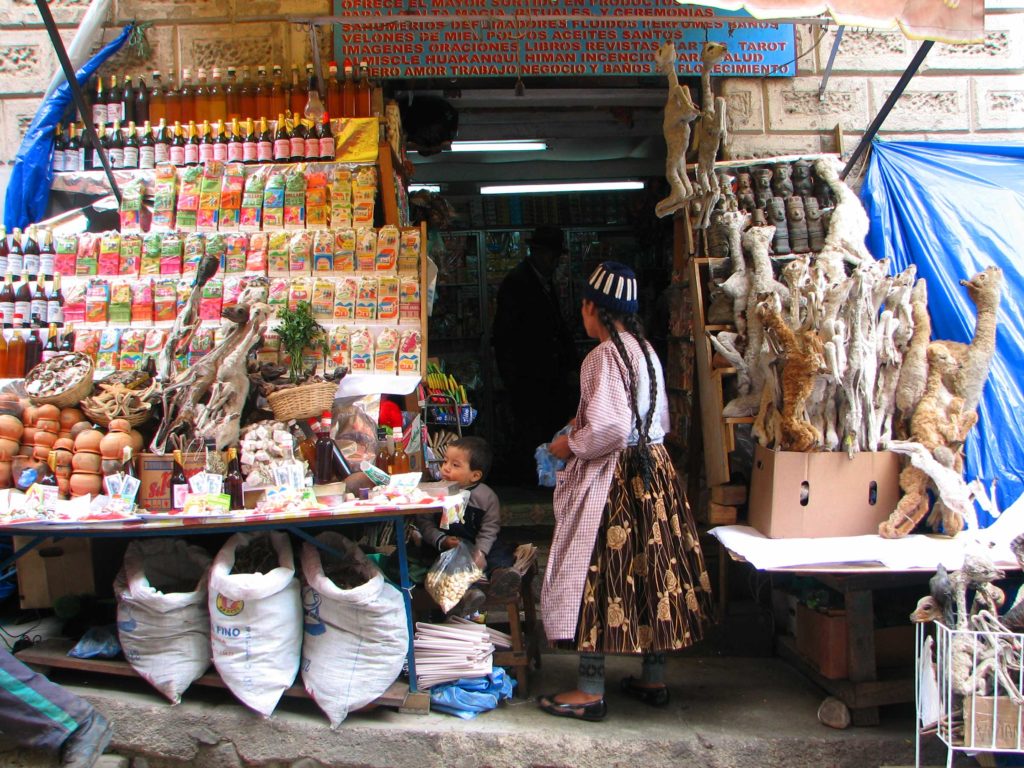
584,261,638,314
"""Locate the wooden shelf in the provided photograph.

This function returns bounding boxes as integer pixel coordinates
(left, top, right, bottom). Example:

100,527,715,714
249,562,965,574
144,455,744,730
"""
705,324,736,332
724,416,755,425
713,367,737,377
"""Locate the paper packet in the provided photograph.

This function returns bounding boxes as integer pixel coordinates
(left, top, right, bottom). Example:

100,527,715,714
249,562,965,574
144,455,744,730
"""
349,327,373,372
334,276,357,321
333,228,356,273
375,225,399,271
399,228,420,273
398,330,421,374
98,232,121,275
141,233,162,276
312,230,334,272
374,327,400,373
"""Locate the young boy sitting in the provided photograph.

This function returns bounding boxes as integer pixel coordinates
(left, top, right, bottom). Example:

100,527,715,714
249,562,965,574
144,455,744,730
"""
416,436,518,616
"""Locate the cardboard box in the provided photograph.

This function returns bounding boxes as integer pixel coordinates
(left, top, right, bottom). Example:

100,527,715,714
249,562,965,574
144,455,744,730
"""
14,537,95,609
748,444,899,538
137,452,206,512
964,696,1024,749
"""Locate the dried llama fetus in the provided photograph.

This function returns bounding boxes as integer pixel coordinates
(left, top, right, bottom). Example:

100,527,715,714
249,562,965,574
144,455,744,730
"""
653,41,701,219
894,278,931,438
813,157,874,266
693,41,729,229
705,207,730,258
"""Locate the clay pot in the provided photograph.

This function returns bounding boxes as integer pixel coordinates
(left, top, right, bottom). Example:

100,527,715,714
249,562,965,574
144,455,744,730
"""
0,414,23,442
70,422,93,439
55,465,71,480
101,458,125,476
108,418,132,433
22,405,38,427
33,444,53,461
59,408,85,430
74,429,103,453
0,459,11,488
54,448,72,469
22,426,36,446
58,431,73,442
69,472,103,497
57,477,70,498
71,450,102,473
53,437,73,453
35,419,59,435
34,431,57,450
0,437,19,459
129,429,144,455
34,404,60,422
100,427,132,460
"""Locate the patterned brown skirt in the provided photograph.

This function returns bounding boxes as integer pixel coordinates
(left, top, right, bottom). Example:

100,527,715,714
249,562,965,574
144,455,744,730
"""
567,444,713,655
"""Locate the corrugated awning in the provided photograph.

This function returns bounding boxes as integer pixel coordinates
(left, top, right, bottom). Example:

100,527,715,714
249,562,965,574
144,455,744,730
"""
678,0,985,43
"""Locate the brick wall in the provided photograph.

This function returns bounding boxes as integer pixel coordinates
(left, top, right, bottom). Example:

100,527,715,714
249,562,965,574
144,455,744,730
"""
0,1,1021,203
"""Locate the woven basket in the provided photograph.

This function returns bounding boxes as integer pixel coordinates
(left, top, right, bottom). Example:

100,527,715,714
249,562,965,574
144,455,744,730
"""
267,381,338,422
80,402,153,428
26,353,95,408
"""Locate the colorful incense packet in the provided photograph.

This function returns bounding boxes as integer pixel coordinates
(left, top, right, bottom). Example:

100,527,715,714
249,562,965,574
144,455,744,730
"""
352,166,376,227
333,276,357,321
355,228,377,272
176,165,202,232
355,276,377,321
283,170,307,230
75,233,99,276
141,233,162,276
399,275,420,322
218,162,245,231
333,228,356,273
377,276,399,322
96,327,121,371
151,164,178,231
98,232,121,276
119,179,144,232
326,325,350,374
240,171,266,232
197,161,224,232
118,233,142,276
306,170,329,229
262,173,286,230
85,280,110,325
109,281,132,324
160,232,183,275
398,228,420,273
376,225,399,271
311,277,334,321
55,233,78,275
374,327,399,373
289,231,312,274
330,168,352,228
398,330,422,374
349,327,373,372
312,230,334,272
267,231,290,276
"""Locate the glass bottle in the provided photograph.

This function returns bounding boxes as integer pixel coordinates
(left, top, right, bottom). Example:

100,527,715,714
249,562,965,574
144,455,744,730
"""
356,61,372,117
30,277,46,328
169,121,185,167
107,121,125,169
170,449,188,511
107,75,122,125
0,277,13,328
59,323,74,352
289,65,305,118
6,322,24,377
375,427,391,472
273,113,291,162
184,121,200,166
123,121,140,169
0,329,7,376
8,229,24,280
198,120,214,164
65,124,82,172
227,118,243,163
318,113,335,161
208,66,227,124
289,116,305,162
194,68,211,124
254,65,270,119
139,120,156,169
122,445,137,478
0,227,6,277
341,60,356,118
270,65,286,117
326,61,341,119
304,118,319,161
91,75,107,127
303,74,324,122
41,323,59,362
134,73,149,124
225,447,244,510
392,428,411,474
22,225,39,281
46,272,63,326
179,68,194,124
239,66,256,121
225,66,240,121
297,417,319,467
53,124,66,173
257,117,273,163
39,228,55,282
148,71,165,124
153,119,169,166
164,72,181,125
242,118,258,164
314,410,334,484
121,73,135,125
23,328,41,374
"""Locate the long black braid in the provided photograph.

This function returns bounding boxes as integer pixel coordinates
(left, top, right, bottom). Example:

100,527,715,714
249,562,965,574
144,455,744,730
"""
597,307,659,490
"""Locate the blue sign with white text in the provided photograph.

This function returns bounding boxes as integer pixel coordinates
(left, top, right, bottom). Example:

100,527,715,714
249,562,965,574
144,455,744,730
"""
334,0,796,78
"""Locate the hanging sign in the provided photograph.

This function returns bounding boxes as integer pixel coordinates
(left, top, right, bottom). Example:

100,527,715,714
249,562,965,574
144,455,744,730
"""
333,0,797,78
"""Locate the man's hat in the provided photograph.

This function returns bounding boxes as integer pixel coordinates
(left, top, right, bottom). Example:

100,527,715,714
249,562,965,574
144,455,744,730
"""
528,225,565,252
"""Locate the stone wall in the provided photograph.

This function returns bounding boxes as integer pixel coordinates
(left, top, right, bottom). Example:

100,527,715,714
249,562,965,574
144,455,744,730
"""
0,1,1021,209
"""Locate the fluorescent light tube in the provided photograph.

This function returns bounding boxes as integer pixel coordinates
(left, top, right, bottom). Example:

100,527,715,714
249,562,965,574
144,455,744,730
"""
450,140,548,152
408,184,441,193
480,180,645,195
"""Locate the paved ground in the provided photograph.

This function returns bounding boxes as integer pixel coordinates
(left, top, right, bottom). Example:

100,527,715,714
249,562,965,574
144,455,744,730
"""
0,651,964,768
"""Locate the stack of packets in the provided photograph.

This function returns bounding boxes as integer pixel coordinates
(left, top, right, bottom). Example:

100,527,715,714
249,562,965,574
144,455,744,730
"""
176,470,231,517
121,161,378,234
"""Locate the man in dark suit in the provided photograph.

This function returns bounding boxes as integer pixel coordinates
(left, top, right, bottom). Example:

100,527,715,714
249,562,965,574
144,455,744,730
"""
492,225,579,483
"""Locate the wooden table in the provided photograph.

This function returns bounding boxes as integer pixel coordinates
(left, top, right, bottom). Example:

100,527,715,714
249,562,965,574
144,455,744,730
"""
0,503,444,714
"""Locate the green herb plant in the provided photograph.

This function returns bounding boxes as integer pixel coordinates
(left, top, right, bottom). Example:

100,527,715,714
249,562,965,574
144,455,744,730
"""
277,301,328,384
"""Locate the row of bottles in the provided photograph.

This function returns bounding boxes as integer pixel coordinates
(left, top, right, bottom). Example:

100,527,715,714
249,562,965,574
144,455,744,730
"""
169,445,245,512
1,225,58,282
87,61,374,130
374,426,410,475
54,114,337,172
1,323,74,379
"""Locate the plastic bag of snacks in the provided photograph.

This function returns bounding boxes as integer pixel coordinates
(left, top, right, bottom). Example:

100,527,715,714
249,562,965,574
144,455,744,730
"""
425,542,484,614
209,532,302,717
114,539,212,704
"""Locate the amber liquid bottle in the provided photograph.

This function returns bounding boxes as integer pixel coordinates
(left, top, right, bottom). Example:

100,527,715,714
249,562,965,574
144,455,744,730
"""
6,322,24,378
239,66,256,121
225,447,244,510
254,65,270,120
326,62,341,119
163,73,181,125
225,66,241,122
356,61,372,117
149,72,168,125
23,328,41,375
270,65,287,119
208,66,227,125
179,68,195,124
341,61,356,118
193,68,210,125
0,277,13,328
289,65,305,118
0,330,8,376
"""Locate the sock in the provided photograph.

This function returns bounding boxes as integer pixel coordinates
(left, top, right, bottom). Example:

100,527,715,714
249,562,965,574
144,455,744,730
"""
641,652,666,685
577,653,605,696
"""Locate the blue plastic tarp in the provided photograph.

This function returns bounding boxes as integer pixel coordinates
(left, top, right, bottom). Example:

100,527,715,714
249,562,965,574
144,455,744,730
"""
4,25,132,231
862,139,1024,525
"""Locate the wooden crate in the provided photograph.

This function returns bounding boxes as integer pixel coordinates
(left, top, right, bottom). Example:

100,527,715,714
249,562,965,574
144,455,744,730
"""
14,536,96,610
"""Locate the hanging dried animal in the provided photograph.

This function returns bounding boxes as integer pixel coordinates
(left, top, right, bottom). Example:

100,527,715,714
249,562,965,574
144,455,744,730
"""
653,42,701,219
693,42,729,229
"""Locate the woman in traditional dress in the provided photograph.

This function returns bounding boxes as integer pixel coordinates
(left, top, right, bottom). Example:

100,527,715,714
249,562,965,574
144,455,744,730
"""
538,261,712,721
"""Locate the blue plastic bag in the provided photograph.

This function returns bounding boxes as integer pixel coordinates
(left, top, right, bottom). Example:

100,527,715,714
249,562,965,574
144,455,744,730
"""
68,625,120,659
429,668,516,719
4,24,132,231
535,425,571,487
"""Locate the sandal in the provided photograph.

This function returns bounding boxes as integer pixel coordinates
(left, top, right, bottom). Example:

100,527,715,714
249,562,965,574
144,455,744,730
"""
620,676,670,707
537,694,607,722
